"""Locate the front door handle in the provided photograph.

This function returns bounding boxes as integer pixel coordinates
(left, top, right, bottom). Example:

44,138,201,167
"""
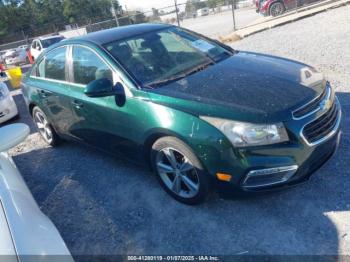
72,100,84,109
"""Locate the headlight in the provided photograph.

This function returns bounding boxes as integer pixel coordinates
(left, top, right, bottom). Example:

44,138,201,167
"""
200,116,289,147
0,84,10,101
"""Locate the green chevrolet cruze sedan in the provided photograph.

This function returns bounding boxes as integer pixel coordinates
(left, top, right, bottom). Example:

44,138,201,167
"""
22,24,342,204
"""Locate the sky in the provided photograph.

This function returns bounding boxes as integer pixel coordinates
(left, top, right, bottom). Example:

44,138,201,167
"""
119,0,185,12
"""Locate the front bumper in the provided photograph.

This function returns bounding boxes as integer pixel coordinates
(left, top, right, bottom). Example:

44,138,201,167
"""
0,96,18,124
217,128,341,196
243,129,340,192
213,95,342,194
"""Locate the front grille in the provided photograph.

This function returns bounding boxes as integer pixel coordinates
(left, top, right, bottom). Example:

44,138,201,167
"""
302,101,339,144
293,86,328,119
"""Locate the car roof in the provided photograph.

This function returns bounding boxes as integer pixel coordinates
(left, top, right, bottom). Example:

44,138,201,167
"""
76,23,173,45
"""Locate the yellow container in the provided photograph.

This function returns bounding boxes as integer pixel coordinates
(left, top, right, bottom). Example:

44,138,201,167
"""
6,67,22,89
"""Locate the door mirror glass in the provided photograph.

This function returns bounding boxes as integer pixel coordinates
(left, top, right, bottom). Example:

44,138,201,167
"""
85,79,126,106
84,78,124,98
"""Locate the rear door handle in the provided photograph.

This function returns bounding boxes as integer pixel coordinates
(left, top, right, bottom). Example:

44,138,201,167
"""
39,89,52,98
72,100,84,109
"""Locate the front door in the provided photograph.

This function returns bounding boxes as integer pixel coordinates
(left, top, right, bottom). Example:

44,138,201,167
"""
66,45,145,160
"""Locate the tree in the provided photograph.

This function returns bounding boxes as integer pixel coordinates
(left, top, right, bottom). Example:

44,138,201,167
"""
0,0,121,44
207,0,217,10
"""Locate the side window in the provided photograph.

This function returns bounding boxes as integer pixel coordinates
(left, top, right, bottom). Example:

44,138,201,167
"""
72,46,113,85
31,41,36,49
37,41,43,50
45,47,67,81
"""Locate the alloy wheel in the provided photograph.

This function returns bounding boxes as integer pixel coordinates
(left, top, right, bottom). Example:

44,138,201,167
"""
34,111,53,144
270,3,284,16
156,147,200,199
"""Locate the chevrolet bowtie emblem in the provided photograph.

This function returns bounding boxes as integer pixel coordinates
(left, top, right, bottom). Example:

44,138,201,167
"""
320,99,332,112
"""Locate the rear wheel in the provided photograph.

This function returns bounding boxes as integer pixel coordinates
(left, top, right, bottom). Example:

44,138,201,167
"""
32,106,61,146
151,137,211,205
270,2,285,16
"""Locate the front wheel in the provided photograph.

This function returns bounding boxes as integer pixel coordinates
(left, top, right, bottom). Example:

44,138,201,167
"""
32,106,61,146
269,2,285,16
151,137,211,205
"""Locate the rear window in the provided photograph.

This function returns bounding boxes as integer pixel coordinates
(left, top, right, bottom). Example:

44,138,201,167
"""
41,37,64,48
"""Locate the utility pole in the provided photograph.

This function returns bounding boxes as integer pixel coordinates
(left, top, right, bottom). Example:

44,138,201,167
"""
174,0,181,27
21,29,27,44
231,0,236,31
111,0,120,27
125,4,132,24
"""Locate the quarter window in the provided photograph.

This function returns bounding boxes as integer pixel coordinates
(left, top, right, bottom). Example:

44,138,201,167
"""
72,46,113,85
44,47,67,81
37,58,46,77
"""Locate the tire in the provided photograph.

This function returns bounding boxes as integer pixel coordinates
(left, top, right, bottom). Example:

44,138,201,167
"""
151,136,211,205
269,2,285,16
32,106,61,146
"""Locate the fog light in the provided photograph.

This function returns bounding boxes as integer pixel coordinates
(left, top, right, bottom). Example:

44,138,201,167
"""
216,173,232,182
242,165,298,188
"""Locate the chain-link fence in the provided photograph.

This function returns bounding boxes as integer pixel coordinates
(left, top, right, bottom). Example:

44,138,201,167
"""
85,0,253,38
0,0,337,52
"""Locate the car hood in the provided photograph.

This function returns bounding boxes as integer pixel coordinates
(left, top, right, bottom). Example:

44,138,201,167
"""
147,51,326,123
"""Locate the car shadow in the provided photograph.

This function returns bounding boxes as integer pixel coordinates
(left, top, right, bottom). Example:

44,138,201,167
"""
8,91,350,256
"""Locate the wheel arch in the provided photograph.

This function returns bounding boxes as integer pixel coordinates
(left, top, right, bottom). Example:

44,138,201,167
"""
143,128,189,170
29,102,37,116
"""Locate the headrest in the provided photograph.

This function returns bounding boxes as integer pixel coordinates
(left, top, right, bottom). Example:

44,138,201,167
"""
110,43,132,61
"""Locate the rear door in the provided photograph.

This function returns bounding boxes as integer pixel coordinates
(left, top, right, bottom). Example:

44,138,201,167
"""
29,46,76,137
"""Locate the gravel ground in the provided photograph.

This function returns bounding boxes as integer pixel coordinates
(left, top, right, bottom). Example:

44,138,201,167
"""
182,8,260,38
3,6,350,257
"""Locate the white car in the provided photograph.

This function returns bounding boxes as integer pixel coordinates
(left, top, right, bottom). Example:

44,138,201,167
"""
30,35,65,61
0,123,73,259
197,7,210,16
0,50,7,64
0,81,18,124
3,48,28,66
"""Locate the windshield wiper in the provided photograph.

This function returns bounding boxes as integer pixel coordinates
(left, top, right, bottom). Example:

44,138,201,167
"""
145,61,214,88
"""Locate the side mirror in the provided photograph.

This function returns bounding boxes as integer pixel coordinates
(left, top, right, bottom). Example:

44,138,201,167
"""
85,78,116,98
36,46,41,51
84,79,126,106
0,124,30,152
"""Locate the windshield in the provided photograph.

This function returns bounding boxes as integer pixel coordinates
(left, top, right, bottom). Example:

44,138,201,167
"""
41,37,64,48
104,27,233,87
